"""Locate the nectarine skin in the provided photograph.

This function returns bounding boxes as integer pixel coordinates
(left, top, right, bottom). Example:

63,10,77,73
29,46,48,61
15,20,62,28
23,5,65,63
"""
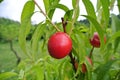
82,57,93,73
48,32,72,59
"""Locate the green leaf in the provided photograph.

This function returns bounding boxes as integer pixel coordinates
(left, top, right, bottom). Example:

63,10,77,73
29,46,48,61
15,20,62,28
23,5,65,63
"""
19,1,35,54
100,0,110,27
64,10,73,21
72,0,77,8
82,0,96,34
43,0,50,14
43,0,60,19
21,1,34,22
110,0,116,10
71,32,86,62
117,0,120,12
114,37,120,53
83,15,104,49
33,64,44,80
95,60,118,80
111,14,120,33
48,9,55,20
71,0,80,22
106,31,120,46
69,0,79,35
18,69,25,79
55,4,69,12
48,4,69,19
0,72,17,80
82,0,96,19
31,23,46,57
85,58,93,80
73,2,80,22
96,0,101,11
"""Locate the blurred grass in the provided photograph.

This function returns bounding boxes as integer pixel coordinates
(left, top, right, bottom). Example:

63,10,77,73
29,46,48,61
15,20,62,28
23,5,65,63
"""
0,41,22,73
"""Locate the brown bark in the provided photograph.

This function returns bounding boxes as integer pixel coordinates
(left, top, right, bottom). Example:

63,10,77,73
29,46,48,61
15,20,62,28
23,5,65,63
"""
9,40,21,65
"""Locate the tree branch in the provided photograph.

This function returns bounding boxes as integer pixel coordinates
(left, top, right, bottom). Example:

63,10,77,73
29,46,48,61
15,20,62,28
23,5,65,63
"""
9,40,21,64
89,46,94,58
33,0,60,32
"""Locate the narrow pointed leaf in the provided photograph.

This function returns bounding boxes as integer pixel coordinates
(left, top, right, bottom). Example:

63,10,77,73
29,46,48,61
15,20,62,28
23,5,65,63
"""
100,0,110,27
19,1,35,54
111,14,120,33
117,0,120,12
43,0,50,14
31,23,46,56
82,0,96,19
0,72,17,80
95,60,118,80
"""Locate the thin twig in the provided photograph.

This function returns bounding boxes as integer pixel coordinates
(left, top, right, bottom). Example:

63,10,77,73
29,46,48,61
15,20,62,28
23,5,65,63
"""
61,18,67,33
33,0,60,32
61,18,77,72
69,52,77,72
89,46,94,58
9,40,21,65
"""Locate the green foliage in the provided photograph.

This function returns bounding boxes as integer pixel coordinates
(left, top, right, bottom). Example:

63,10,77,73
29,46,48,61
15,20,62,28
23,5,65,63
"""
43,0,64,19
0,24,19,41
111,14,120,33
94,60,118,80
19,0,35,55
17,0,120,79
100,0,110,27
0,18,20,41
31,23,46,59
1,0,120,80
82,0,96,19
0,0,3,3
117,0,120,12
0,72,17,80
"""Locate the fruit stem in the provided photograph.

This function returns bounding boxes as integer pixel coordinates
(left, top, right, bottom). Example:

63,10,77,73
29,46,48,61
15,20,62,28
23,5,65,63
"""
69,52,77,72
61,18,67,33
61,18,77,72
33,0,60,32
89,46,94,58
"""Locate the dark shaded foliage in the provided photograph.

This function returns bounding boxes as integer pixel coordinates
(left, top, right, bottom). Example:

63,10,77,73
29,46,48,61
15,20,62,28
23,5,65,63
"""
0,0,3,3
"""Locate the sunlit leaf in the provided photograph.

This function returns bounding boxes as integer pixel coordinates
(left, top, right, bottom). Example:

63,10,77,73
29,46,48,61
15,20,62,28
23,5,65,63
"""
96,0,101,11
55,4,69,12
64,10,73,21
82,0,96,34
106,31,120,52
100,0,110,27
43,0,60,19
72,0,80,22
107,31,120,43
32,64,44,80
82,0,96,19
43,0,50,14
71,32,86,62
19,1,35,54
31,23,46,57
21,1,34,23
111,14,120,33
0,72,17,80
